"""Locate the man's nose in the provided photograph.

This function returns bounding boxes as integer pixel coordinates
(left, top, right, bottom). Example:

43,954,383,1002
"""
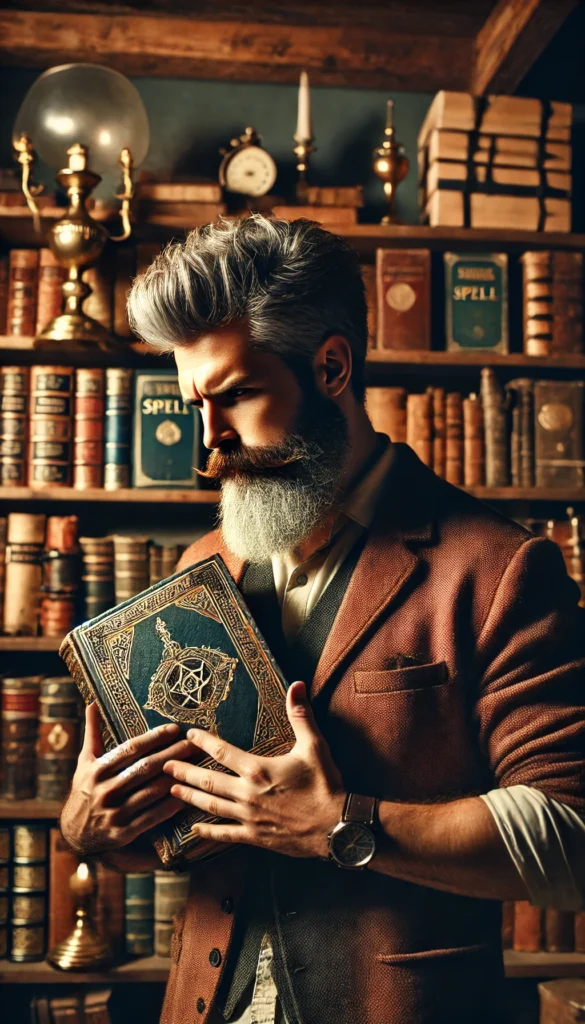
201,405,238,451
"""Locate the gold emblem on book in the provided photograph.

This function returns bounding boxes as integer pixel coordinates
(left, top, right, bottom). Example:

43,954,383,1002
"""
47,723,69,751
144,617,237,731
155,419,182,446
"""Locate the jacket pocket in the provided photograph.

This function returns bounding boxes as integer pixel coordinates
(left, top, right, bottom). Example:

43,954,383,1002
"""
354,661,449,694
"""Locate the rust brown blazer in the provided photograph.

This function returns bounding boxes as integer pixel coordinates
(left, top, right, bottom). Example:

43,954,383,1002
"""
161,444,585,1024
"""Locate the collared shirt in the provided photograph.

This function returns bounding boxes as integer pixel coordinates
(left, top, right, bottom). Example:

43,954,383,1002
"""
230,437,585,1024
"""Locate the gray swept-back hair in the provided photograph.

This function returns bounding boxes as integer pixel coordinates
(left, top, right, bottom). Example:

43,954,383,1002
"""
127,214,368,400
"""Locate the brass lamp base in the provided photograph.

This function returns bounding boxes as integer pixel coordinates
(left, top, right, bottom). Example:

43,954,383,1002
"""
34,312,114,351
47,916,111,972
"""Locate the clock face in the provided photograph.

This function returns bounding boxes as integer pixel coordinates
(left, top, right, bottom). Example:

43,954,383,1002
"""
224,146,277,197
330,822,375,868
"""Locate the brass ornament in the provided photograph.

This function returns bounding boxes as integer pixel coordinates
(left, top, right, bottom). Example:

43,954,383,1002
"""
46,862,111,971
373,99,409,225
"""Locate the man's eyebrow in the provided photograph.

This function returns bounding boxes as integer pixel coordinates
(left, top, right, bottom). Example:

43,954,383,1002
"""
182,374,255,402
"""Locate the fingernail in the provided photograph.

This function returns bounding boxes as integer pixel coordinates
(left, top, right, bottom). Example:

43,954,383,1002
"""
163,723,179,732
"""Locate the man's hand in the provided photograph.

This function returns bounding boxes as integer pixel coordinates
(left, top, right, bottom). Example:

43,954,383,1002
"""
163,681,346,859
60,702,195,858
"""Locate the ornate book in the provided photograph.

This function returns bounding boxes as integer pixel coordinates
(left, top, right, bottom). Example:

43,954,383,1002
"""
73,368,105,489
27,366,74,488
59,554,293,868
37,676,82,801
444,252,508,352
10,824,48,962
534,380,585,488
104,368,133,490
521,251,583,356
132,369,202,488
376,248,431,351
0,365,29,487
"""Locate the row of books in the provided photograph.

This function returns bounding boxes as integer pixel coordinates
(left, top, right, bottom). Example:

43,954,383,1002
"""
503,900,585,953
30,991,113,1024
0,513,185,637
0,366,204,490
0,824,189,962
366,375,585,490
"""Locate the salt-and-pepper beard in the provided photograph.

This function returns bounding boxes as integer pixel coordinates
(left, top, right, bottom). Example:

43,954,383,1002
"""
212,393,349,564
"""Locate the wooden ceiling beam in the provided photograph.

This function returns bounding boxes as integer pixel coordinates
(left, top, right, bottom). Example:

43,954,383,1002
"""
471,0,579,95
0,9,473,91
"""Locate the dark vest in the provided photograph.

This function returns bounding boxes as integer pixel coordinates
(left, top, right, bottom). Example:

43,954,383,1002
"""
217,538,366,1022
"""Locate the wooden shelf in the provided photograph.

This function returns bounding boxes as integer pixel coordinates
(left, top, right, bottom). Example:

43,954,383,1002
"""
0,486,220,504
367,350,585,371
504,951,585,979
0,636,63,651
0,798,62,820
466,486,585,502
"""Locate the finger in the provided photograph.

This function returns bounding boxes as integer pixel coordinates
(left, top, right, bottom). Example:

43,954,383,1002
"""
286,681,322,748
104,738,196,798
123,795,184,844
163,762,241,801
186,728,255,778
187,821,249,846
115,775,176,821
80,702,104,761
94,723,181,780
169,783,243,822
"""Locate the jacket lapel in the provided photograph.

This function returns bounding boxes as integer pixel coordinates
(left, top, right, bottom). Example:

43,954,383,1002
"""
310,444,438,700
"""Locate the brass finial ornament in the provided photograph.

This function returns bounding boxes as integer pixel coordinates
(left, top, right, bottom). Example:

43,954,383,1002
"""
373,99,409,225
293,71,315,202
46,862,111,970
12,63,150,350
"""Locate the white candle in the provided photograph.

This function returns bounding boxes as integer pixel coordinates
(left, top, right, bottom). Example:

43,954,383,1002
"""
295,70,313,141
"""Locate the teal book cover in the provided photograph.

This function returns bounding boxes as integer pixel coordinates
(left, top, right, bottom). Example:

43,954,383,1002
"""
60,555,293,867
132,369,202,488
444,252,508,353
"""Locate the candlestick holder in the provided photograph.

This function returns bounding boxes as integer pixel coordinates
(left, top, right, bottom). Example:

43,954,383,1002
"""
372,99,409,224
293,137,315,203
46,862,111,971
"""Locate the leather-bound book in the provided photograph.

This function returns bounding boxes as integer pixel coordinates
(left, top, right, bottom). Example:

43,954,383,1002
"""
0,255,8,333
6,249,39,336
60,554,293,867
84,255,114,332
154,870,190,957
37,677,82,801
1,676,41,800
521,251,583,356
47,997,83,1024
463,393,484,486
445,391,463,486
35,249,66,336
113,245,136,338
83,990,114,1024
47,827,78,949
429,387,446,478
3,512,46,635
365,387,407,443
104,368,133,490
149,544,163,586
0,826,8,958
444,252,508,353
161,545,182,579
360,264,377,350
406,392,432,466
133,370,202,488
480,368,509,488
513,900,543,951
10,824,48,963
545,909,575,952
534,381,585,488
74,368,105,489
539,980,585,1024
506,379,534,488
41,515,80,638
0,516,6,629
112,535,150,603
79,537,115,619
28,366,74,488
95,862,125,959
125,873,154,956
501,901,514,950
376,248,431,350
0,365,29,486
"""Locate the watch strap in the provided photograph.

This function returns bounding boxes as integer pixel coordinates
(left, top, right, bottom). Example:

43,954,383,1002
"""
342,793,378,827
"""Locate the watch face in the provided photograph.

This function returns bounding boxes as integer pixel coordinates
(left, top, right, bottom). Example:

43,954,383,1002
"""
329,822,376,868
224,146,277,197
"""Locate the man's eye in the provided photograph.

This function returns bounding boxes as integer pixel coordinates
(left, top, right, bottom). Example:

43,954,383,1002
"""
231,388,253,399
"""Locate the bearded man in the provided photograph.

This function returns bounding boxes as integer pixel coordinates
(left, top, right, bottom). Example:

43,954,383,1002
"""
61,215,585,1024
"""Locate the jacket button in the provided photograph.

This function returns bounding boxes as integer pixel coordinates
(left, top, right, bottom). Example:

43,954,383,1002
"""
221,897,233,914
209,947,222,968
196,998,205,1014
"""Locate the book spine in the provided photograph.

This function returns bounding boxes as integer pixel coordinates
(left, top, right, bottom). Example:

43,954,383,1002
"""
360,264,378,350
133,370,201,488
512,901,543,951
28,366,74,488
35,249,66,336
79,537,115,619
444,252,508,353
406,392,433,466
154,870,190,957
522,251,583,356
41,515,80,638
74,368,105,489
0,255,8,334
376,248,431,351
10,824,48,962
463,393,484,486
47,827,78,950
480,368,509,487
104,368,133,490
534,380,585,488
125,872,154,956
0,365,29,486
510,404,521,486
149,544,163,587
95,862,125,958
161,545,182,579
6,250,39,336
544,909,574,952
1,676,41,799
506,379,534,488
0,826,8,959
3,512,46,635
429,387,446,478
112,536,150,603
0,517,5,639
37,677,82,801
445,392,463,485
365,387,407,443
113,246,137,339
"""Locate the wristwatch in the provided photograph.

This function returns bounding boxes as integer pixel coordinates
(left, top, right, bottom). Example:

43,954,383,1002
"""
327,793,378,869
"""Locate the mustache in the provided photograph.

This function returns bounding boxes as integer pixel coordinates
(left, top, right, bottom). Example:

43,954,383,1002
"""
196,441,307,481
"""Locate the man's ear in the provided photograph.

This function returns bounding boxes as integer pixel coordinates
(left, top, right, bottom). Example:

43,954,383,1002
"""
313,335,353,398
